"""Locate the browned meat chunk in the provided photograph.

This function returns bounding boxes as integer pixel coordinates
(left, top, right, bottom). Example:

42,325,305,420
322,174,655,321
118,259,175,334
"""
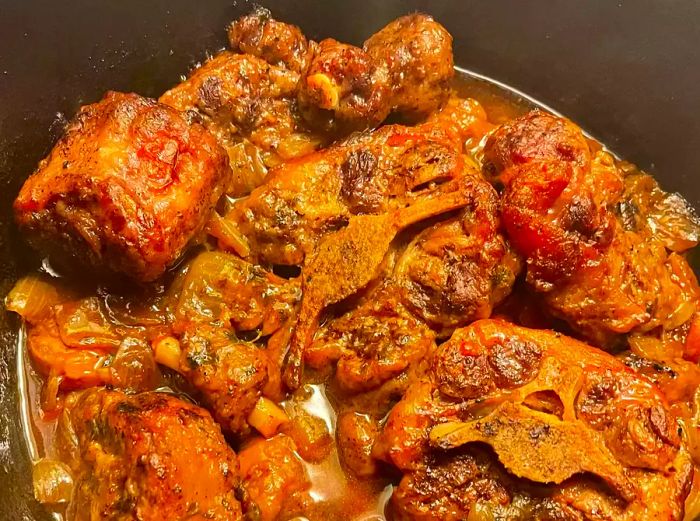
238,435,312,521
364,13,454,120
171,250,300,336
483,110,700,350
159,51,321,194
284,176,476,389
164,11,454,196
59,389,243,521
304,171,518,399
228,7,313,73
393,178,520,335
375,319,693,520
14,91,229,281
298,38,388,133
177,326,277,437
482,110,610,284
298,13,453,133
225,98,489,267
307,286,436,394
167,251,300,435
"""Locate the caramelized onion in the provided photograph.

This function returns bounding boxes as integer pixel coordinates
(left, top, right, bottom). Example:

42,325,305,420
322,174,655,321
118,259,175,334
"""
622,173,700,252
466,503,497,521
32,458,73,504
207,211,251,257
5,275,66,323
41,372,63,413
648,191,700,252
248,397,289,438
56,298,122,350
110,337,158,391
226,140,268,196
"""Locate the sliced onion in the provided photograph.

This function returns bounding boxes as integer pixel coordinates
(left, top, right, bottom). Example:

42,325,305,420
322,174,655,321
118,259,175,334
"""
248,397,289,438
110,337,158,391
648,191,700,252
55,405,80,466
207,211,251,258
622,173,700,252
5,275,66,323
276,132,322,161
41,371,64,413
466,503,497,521
56,298,122,350
226,140,268,196
32,458,73,504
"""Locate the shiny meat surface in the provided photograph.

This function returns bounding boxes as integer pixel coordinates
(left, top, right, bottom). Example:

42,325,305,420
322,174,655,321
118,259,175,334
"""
295,13,452,133
376,319,693,520
364,13,454,120
298,37,388,133
171,250,300,336
178,325,278,437
159,51,320,178
238,435,311,521
225,98,489,266
306,173,520,396
163,10,454,196
9,10,700,521
228,7,313,74
14,92,230,281
59,389,243,521
484,110,700,349
393,178,520,335
171,251,299,435
307,285,436,394
283,171,487,389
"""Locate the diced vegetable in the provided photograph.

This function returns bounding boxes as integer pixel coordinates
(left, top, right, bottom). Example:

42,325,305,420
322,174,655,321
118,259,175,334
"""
32,458,74,504
153,336,182,371
248,397,289,438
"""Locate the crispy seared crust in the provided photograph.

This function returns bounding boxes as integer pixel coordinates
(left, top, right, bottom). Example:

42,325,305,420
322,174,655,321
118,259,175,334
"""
14,92,229,281
484,110,700,348
375,319,693,521
62,389,243,521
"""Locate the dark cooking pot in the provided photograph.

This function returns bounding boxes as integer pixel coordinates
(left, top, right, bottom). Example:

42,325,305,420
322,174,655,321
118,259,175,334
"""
1,1,699,518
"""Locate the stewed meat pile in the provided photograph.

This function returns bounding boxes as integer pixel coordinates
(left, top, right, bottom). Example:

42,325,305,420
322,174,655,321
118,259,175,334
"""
58,389,245,520
7,8,700,521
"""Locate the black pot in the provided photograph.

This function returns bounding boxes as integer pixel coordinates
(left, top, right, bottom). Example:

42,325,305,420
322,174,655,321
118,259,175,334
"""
1,1,699,518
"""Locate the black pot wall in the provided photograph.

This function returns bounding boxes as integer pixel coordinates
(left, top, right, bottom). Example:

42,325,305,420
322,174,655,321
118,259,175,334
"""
1,1,699,518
